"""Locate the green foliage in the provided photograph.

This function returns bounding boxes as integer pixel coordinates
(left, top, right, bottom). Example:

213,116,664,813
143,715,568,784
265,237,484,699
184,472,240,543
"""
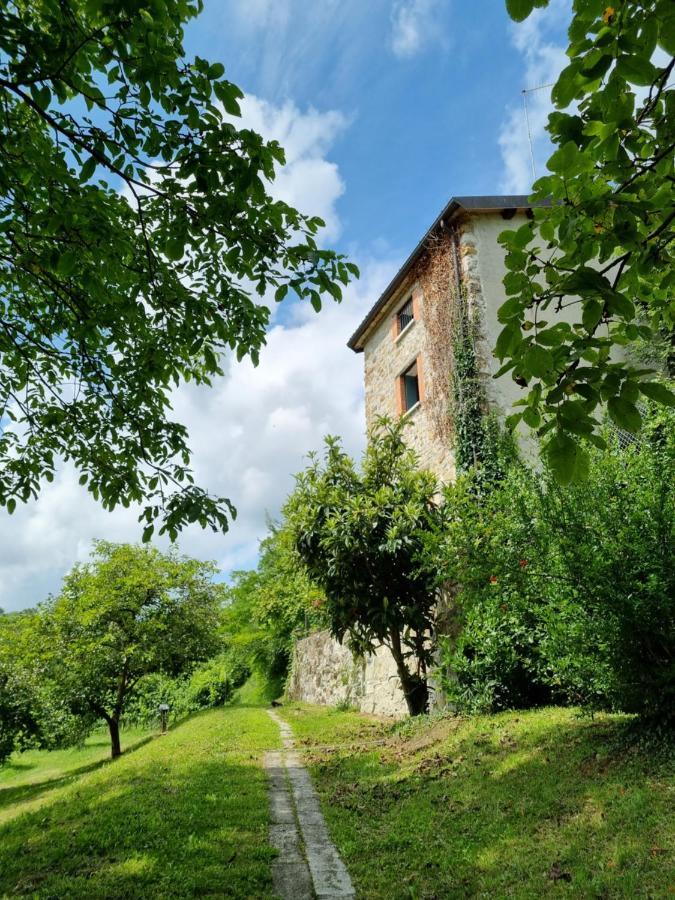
285,418,442,716
0,612,88,763
450,286,519,490
31,541,224,756
451,289,488,473
432,406,675,722
0,661,39,764
221,524,327,687
0,1,357,537
500,0,675,484
123,655,249,727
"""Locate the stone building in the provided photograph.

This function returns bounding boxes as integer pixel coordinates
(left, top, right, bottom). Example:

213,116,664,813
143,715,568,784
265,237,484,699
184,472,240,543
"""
288,195,536,718
348,194,535,482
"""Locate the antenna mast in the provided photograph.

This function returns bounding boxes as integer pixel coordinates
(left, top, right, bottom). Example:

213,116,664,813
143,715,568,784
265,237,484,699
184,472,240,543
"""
521,82,555,183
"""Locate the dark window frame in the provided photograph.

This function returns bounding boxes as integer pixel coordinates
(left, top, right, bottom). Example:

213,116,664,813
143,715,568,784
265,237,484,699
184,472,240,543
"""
396,296,415,335
400,360,420,412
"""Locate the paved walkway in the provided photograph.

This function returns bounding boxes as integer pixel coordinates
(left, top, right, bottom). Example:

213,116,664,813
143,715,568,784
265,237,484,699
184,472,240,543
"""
265,709,355,900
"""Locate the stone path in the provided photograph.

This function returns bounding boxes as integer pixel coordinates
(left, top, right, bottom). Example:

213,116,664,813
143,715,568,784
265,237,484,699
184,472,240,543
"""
265,709,355,900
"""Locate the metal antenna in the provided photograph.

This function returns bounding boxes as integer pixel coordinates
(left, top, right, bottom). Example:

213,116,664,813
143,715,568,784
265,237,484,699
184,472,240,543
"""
521,82,555,183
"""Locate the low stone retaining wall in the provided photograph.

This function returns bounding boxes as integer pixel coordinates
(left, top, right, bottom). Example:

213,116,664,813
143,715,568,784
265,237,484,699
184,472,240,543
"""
286,629,408,719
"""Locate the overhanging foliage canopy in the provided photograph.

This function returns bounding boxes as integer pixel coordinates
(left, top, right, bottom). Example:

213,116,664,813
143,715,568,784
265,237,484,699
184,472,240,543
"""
0,0,356,538
500,0,674,484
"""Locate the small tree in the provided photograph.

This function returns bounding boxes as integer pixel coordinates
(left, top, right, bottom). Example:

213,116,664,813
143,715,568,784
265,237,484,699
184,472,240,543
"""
285,420,441,716
36,542,223,757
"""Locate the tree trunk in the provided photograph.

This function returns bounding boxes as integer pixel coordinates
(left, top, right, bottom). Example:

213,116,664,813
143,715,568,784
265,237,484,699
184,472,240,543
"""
108,716,122,759
389,628,429,717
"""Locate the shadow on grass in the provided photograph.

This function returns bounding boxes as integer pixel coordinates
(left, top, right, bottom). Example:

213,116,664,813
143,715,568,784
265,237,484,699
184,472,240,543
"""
0,734,156,813
0,715,275,899
311,712,675,898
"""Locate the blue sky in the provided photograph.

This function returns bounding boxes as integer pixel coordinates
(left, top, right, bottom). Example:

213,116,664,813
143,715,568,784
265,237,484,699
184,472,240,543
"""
1,0,571,611
184,0,567,262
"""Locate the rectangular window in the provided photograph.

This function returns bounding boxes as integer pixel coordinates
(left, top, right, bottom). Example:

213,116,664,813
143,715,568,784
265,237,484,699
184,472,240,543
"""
401,360,420,411
397,296,414,334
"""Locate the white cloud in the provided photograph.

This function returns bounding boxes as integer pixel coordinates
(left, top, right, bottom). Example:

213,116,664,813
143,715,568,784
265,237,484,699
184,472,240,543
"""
0,96,396,612
225,1,386,101
498,0,569,193
390,0,444,59
238,95,348,240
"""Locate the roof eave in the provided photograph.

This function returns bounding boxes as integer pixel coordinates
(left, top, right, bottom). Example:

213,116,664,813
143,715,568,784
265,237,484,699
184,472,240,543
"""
347,194,536,353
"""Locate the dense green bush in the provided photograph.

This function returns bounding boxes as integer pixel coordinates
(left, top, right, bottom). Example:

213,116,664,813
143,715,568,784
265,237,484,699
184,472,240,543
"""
433,406,675,723
122,655,250,728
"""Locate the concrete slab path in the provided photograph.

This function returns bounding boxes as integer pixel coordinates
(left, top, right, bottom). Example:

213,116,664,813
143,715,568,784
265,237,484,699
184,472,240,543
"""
265,709,355,900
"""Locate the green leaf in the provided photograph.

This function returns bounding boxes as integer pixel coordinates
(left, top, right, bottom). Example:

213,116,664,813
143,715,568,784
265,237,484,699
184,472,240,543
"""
495,323,520,360
79,156,97,182
505,0,537,22
606,291,635,321
165,238,184,261
208,62,225,79
57,251,78,277
582,299,604,332
552,63,582,108
524,344,554,378
607,397,642,433
657,10,675,55
616,55,658,86
546,432,579,486
523,407,541,428
638,381,675,407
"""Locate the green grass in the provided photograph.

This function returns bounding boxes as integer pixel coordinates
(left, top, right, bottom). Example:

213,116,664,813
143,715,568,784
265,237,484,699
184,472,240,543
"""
0,726,150,825
0,707,280,898
233,670,284,707
283,704,675,899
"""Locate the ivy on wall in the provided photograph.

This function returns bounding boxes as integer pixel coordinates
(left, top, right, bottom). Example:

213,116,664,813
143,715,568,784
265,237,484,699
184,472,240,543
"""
449,231,515,488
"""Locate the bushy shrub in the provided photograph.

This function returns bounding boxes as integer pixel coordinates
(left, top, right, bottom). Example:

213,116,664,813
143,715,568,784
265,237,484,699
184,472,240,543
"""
434,466,557,713
122,654,251,728
433,405,675,723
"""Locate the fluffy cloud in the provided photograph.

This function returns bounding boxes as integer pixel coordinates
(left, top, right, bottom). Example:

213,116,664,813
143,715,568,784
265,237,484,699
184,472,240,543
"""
238,95,348,240
498,0,569,193
0,97,393,612
390,0,444,59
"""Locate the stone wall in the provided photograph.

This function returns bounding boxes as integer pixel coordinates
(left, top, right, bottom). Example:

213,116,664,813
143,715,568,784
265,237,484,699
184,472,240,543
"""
360,209,540,484
362,236,457,483
286,630,408,719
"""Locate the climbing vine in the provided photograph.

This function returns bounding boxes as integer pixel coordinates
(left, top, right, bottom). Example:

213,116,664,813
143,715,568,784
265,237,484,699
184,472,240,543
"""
449,230,515,488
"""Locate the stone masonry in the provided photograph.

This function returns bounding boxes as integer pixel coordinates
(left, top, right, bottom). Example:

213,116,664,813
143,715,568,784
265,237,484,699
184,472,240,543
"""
286,629,408,719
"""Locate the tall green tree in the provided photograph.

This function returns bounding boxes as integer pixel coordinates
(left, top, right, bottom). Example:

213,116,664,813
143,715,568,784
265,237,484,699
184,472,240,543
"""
499,0,674,483
285,420,441,716
0,1,356,538
35,541,223,757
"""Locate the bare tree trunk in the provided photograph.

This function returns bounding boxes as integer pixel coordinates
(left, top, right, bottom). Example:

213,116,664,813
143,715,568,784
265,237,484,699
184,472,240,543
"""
389,627,429,716
107,716,122,759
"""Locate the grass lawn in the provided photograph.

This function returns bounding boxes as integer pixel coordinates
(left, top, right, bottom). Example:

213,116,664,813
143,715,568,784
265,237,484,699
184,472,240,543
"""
283,704,675,899
0,707,280,898
0,726,150,826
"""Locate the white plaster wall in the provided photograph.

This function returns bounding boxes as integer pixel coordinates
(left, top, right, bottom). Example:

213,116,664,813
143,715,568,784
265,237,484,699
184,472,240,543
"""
465,211,534,415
